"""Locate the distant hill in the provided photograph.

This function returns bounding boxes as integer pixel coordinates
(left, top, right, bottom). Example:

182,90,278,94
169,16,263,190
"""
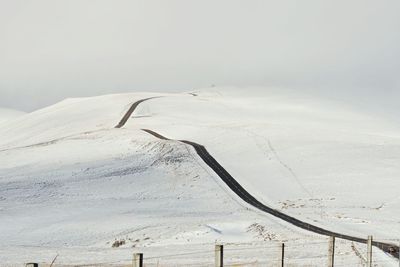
0,107,25,124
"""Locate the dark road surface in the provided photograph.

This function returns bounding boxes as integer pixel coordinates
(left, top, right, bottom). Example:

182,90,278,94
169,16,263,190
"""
115,97,160,128
141,129,399,258
116,98,399,258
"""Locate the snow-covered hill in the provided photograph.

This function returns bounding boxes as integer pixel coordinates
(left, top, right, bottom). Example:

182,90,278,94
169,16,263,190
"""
133,88,400,239
0,88,399,266
0,107,25,125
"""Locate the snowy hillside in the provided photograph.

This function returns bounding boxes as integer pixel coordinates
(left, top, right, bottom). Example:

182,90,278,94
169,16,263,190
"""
0,88,399,266
133,88,400,240
0,107,25,125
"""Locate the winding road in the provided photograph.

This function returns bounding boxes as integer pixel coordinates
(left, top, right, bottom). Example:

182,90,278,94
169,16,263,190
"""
115,97,161,128
118,98,399,258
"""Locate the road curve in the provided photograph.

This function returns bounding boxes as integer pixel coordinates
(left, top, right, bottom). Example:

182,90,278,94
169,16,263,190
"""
115,97,161,128
115,98,398,257
141,129,399,258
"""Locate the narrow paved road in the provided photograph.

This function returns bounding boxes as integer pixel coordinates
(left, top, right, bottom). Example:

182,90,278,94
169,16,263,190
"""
115,97,161,128
115,98,399,258
141,129,399,258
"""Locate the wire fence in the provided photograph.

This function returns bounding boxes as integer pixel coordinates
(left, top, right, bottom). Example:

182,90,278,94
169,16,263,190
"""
3,237,399,267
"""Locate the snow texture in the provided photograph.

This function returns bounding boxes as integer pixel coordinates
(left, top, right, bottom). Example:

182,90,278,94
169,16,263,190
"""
0,88,399,266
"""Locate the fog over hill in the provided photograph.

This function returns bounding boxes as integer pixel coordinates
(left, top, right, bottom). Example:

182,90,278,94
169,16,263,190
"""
1,0,399,114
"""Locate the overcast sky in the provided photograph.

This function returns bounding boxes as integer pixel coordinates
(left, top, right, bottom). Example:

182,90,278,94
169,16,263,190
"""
1,0,399,115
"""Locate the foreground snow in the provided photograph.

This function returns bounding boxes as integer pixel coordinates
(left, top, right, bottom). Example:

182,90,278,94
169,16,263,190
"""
0,88,399,266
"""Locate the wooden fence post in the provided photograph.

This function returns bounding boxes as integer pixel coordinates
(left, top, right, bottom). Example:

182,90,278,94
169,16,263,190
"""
133,253,143,267
367,236,373,267
328,236,335,267
281,243,285,267
215,244,223,267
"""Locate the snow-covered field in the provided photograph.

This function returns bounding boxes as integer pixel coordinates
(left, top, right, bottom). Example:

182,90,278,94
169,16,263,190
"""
0,88,399,266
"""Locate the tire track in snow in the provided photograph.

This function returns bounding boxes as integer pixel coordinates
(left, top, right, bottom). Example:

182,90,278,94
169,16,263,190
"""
267,139,313,197
245,128,312,198
0,129,108,153
116,98,399,258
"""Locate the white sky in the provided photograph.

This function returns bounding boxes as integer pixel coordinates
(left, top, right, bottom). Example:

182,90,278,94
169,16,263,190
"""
0,0,399,114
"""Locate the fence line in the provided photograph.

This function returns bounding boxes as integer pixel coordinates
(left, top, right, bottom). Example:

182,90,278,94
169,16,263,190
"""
18,235,400,267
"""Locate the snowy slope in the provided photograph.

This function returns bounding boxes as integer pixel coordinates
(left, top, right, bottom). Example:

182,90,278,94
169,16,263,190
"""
0,89,399,266
133,88,400,240
0,107,25,125
0,93,161,149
